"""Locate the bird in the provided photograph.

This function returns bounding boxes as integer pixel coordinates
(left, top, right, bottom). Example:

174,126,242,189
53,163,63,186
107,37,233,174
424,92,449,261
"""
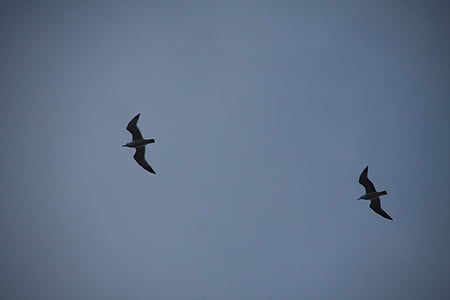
358,166,392,220
122,113,156,174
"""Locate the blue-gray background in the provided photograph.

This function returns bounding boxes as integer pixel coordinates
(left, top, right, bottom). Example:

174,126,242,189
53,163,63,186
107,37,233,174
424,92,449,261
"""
1,1,449,299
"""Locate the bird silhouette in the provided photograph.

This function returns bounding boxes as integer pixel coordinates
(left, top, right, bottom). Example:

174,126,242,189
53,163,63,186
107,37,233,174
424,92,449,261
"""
358,166,392,220
122,113,156,174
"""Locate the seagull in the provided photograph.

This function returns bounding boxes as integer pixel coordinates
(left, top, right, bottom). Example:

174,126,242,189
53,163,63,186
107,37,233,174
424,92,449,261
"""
122,113,156,174
358,166,392,220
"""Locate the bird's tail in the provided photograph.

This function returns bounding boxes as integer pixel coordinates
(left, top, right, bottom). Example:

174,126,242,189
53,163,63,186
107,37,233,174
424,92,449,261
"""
380,190,387,196
146,139,155,144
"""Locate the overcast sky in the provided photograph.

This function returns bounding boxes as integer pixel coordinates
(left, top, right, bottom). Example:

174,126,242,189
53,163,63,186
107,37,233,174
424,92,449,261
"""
1,1,449,299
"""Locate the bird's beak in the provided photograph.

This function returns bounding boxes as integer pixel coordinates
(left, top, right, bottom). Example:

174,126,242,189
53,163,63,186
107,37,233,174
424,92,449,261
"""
122,144,127,147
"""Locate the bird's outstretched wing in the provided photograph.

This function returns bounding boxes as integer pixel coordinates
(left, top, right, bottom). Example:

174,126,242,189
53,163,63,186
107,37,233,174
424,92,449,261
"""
133,147,155,174
126,113,143,140
369,198,393,220
359,166,376,193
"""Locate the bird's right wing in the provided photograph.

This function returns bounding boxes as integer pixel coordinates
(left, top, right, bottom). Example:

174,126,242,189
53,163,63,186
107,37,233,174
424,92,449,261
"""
126,113,143,140
359,166,376,193
369,198,393,220
133,147,155,174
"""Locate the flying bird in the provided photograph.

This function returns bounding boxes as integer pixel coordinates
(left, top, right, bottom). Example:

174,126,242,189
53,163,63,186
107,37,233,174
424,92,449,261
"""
358,166,392,220
122,113,156,174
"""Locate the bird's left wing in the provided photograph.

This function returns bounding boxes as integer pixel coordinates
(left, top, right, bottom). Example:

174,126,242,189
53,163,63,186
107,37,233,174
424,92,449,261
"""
126,113,143,140
359,166,376,193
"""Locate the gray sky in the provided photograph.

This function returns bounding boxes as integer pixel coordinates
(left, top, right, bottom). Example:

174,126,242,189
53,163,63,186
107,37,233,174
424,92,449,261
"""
1,1,449,299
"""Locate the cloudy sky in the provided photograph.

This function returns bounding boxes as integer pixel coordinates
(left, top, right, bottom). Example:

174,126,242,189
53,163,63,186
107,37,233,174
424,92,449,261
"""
1,1,449,299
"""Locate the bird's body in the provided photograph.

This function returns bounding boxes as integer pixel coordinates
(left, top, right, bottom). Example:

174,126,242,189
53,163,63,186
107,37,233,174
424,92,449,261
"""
123,139,155,148
358,191,387,200
358,166,392,220
123,113,156,174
